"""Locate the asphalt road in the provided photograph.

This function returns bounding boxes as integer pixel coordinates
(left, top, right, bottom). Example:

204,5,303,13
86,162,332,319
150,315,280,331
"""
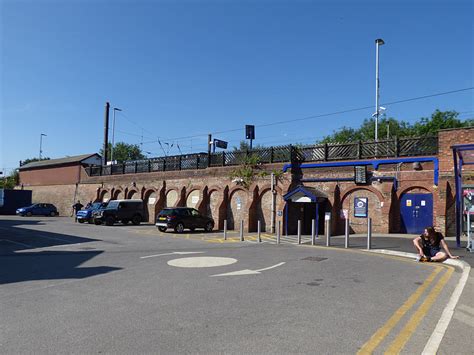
0,216,467,354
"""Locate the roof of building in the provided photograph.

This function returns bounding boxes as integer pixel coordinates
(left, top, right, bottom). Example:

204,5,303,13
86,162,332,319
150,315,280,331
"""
283,185,328,202
19,153,101,170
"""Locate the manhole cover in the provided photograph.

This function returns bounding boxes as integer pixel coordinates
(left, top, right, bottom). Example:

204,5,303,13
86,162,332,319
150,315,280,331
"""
301,256,327,262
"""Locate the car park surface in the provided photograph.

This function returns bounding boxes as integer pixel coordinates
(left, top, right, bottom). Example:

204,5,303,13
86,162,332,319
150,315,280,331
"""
0,216,470,354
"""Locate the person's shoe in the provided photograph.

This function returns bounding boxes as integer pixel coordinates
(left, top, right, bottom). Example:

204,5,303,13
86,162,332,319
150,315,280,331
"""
420,256,430,262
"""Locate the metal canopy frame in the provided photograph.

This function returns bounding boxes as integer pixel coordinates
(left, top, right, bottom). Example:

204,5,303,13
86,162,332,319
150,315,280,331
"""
453,144,474,247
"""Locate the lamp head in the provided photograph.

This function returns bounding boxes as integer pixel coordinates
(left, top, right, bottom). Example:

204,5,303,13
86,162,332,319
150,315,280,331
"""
375,38,385,46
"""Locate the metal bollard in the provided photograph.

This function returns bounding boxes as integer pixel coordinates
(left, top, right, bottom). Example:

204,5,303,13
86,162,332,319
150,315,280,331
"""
311,219,315,245
240,220,244,242
325,220,331,247
344,218,349,248
257,220,261,243
277,221,281,244
297,220,301,244
367,218,372,250
223,219,227,241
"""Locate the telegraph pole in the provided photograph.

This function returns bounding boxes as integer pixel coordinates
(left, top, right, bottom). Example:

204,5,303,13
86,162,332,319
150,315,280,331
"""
103,102,110,166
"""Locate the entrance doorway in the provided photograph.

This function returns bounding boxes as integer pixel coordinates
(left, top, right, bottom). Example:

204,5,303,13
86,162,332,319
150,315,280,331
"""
400,193,433,234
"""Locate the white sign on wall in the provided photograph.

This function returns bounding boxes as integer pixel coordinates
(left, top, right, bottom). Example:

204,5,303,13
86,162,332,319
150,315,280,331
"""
148,197,156,204
191,195,199,204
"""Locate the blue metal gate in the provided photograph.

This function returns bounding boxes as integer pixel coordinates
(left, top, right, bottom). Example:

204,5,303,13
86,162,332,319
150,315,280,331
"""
400,193,433,234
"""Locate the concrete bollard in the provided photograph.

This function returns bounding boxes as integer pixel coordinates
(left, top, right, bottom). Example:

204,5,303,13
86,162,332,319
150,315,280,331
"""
344,218,349,249
311,219,315,246
277,221,281,245
257,220,261,243
367,218,372,250
223,219,227,241
240,220,244,241
297,220,301,244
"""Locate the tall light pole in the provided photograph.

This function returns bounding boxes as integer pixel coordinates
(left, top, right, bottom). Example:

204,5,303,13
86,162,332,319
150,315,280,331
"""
375,38,385,141
111,107,122,162
39,133,47,160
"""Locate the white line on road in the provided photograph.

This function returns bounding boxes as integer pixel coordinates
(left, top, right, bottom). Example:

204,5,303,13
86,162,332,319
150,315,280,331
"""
0,239,33,248
453,311,474,327
210,262,286,277
140,251,204,259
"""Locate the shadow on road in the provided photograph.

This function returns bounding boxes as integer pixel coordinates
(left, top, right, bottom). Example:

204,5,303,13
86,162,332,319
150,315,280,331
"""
0,218,121,285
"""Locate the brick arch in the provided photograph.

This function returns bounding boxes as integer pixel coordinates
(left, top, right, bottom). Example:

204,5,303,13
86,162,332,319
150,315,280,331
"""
340,186,384,205
165,188,180,207
207,185,222,195
205,186,226,229
227,187,248,230
126,187,140,199
186,187,202,209
97,189,110,202
397,184,432,198
143,188,160,223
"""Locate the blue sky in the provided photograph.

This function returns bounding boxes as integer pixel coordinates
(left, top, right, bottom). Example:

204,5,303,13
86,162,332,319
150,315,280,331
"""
1,0,473,173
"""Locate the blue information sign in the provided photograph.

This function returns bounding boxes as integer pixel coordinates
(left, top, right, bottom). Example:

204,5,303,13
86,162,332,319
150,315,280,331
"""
354,197,368,218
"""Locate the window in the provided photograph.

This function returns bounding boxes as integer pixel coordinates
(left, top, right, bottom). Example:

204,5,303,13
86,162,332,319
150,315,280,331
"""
191,209,200,216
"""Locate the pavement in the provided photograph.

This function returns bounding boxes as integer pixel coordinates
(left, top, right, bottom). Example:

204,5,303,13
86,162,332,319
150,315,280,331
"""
0,216,472,354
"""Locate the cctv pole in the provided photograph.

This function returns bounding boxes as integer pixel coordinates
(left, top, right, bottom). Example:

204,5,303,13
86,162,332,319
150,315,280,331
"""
207,133,212,167
39,133,46,160
375,38,384,142
103,102,110,166
111,107,122,163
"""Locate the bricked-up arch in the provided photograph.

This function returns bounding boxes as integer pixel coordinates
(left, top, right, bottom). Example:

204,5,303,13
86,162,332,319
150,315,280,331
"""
341,187,385,234
98,189,110,202
126,188,139,199
206,186,225,229
397,185,432,198
227,187,248,230
186,189,200,209
254,185,283,233
143,189,158,223
165,189,179,207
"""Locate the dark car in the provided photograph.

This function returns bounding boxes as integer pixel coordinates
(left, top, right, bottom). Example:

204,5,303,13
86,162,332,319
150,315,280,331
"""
93,199,144,226
16,203,58,217
76,202,108,224
155,207,214,233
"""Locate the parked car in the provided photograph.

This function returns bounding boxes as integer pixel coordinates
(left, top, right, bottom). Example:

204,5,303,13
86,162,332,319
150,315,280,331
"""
93,199,144,226
76,202,108,224
155,207,214,233
16,203,58,217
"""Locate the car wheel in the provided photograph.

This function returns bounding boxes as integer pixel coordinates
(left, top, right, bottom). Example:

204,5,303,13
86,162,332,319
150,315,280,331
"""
174,222,185,233
132,215,141,225
26,212,32,217
105,216,115,226
205,222,214,232
50,211,56,217
158,226,167,232
122,219,129,225
94,220,102,225
78,219,85,224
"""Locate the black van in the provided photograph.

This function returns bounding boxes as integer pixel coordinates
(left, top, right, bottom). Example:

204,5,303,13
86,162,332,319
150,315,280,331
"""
93,199,144,226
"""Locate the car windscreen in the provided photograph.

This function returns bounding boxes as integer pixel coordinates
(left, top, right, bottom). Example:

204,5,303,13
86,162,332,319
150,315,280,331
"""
106,201,119,209
91,203,103,210
159,209,176,215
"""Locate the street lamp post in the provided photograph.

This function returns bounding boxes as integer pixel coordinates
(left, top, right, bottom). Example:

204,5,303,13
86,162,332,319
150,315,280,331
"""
111,107,122,163
375,38,385,142
39,133,47,160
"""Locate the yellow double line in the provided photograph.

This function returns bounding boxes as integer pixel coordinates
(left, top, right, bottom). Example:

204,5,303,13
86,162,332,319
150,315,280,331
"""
358,264,454,354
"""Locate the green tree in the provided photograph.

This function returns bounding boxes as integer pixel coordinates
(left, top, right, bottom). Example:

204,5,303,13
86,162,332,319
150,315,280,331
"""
100,142,146,163
233,140,264,151
20,157,50,166
319,110,472,143
0,170,19,189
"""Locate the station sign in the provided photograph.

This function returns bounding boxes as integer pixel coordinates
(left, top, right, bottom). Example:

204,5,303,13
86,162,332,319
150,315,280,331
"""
354,166,368,184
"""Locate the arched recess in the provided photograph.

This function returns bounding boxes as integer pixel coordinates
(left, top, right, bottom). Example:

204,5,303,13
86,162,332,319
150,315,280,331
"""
226,187,248,230
340,187,385,234
143,189,158,223
112,189,123,200
127,188,139,199
186,189,201,209
165,189,179,207
98,189,110,202
255,185,284,233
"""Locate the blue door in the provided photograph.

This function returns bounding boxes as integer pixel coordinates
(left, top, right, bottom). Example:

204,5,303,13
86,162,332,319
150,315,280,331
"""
400,193,433,234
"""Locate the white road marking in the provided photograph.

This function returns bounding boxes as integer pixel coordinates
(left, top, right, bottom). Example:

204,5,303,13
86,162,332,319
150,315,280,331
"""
0,239,33,248
34,234,80,244
421,259,471,355
210,262,286,277
140,251,204,259
167,257,237,268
